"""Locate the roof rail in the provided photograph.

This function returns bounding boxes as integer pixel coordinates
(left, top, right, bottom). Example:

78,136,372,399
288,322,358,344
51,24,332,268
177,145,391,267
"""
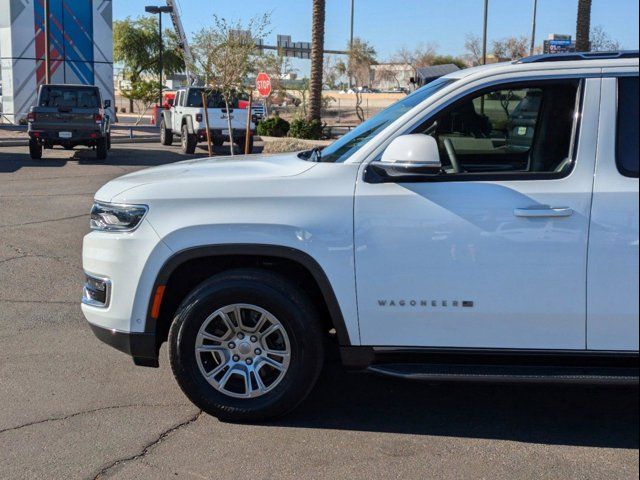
517,50,639,64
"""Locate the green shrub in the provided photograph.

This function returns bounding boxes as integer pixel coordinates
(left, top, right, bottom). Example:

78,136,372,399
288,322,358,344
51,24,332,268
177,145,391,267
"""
256,116,290,137
288,118,323,140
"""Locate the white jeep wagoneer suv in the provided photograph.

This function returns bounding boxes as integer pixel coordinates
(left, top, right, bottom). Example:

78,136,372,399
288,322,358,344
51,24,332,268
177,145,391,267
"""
82,52,639,421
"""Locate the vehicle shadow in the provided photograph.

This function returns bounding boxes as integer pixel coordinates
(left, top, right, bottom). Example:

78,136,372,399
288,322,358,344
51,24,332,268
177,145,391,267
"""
276,361,638,449
0,143,265,172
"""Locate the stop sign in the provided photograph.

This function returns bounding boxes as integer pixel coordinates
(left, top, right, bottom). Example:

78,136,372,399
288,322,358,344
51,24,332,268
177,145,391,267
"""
256,72,272,97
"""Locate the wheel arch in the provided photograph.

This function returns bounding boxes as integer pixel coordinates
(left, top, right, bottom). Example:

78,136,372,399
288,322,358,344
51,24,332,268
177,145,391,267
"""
146,244,352,353
181,115,195,134
161,109,172,127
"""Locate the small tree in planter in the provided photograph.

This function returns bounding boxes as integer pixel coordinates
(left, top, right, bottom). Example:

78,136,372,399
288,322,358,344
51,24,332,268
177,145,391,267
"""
337,38,377,122
192,14,270,155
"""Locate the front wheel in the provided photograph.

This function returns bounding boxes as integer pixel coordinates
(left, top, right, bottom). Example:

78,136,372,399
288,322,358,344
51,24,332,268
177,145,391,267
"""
168,269,325,421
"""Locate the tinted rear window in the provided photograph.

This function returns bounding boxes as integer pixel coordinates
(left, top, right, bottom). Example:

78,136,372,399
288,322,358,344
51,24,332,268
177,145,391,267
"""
39,86,100,108
616,77,639,177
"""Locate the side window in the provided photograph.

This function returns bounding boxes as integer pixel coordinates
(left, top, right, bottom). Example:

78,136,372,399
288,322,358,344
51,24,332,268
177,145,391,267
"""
413,80,580,176
616,76,639,178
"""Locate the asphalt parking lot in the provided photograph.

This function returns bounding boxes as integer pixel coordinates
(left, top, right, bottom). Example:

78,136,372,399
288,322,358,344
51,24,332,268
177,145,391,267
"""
0,143,638,480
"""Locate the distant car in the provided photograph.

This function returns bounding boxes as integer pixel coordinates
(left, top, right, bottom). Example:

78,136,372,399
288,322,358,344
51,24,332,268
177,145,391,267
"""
27,84,111,160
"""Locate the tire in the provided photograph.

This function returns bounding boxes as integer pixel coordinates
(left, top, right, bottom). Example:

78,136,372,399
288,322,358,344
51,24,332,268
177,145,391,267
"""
160,119,173,146
29,139,42,159
169,269,325,422
213,137,224,147
106,132,112,150
235,135,254,154
181,124,196,154
63,145,74,150
96,137,107,160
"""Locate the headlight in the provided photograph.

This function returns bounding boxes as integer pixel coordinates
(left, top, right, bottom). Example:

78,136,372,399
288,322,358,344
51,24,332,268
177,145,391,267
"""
90,202,148,232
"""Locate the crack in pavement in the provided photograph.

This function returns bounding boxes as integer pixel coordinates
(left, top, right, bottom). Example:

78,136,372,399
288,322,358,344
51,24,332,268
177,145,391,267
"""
0,192,95,198
90,410,203,480
0,403,193,435
0,299,78,305
0,213,87,230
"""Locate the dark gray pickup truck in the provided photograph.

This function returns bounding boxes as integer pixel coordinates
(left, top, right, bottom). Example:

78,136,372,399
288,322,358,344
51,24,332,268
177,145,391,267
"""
27,84,111,160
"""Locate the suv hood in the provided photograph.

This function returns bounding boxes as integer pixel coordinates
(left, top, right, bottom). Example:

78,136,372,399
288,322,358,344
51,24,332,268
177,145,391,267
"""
95,152,317,202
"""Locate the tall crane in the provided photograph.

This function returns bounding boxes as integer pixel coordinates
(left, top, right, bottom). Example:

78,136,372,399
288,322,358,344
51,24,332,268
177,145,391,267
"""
166,0,197,85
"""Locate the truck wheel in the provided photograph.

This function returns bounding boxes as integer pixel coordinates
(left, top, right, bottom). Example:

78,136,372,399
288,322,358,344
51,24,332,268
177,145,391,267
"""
29,139,42,159
96,138,108,160
246,135,254,154
107,132,112,150
181,124,196,154
160,119,173,146
168,269,324,422
213,137,224,147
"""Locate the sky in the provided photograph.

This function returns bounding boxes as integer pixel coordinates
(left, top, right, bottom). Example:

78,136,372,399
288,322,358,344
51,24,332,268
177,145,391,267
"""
114,0,639,73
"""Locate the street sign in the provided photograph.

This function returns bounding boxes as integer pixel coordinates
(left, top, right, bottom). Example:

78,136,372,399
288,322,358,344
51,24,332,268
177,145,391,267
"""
256,72,272,97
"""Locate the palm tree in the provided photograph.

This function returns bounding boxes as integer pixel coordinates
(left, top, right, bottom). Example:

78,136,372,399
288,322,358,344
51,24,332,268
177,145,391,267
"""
308,0,325,122
575,0,592,52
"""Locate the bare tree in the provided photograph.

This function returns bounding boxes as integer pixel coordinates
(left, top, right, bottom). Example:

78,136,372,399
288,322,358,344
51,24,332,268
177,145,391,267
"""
191,14,270,155
392,44,437,78
464,33,483,66
375,65,402,89
492,36,529,60
322,54,342,90
337,38,376,122
576,0,592,52
590,25,621,51
308,0,326,122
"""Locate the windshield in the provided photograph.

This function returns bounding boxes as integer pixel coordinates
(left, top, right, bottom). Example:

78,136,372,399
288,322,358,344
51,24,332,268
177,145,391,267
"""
317,77,456,163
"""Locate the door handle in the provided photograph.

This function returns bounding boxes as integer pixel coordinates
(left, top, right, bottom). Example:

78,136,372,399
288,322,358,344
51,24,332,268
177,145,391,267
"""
514,207,574,218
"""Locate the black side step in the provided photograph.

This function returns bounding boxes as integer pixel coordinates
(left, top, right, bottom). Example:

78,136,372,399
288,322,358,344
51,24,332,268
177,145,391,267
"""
368,363,639,385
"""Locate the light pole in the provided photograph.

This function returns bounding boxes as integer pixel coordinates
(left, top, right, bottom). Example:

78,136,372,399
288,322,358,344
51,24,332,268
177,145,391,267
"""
349,0,355,89
529,0,538,56
44,0,51,83
482,0,488,65
145,5,173,106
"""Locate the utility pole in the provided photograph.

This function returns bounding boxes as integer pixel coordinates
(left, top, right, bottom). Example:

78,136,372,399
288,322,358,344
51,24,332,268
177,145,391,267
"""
529,0,538,56
349,0,355,48
482,0,488,65
44,0,51,83
349,0,355,89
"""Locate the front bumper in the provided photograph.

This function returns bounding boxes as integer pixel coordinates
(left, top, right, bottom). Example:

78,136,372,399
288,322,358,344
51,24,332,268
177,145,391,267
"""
88,323,159,367
82,218,173,365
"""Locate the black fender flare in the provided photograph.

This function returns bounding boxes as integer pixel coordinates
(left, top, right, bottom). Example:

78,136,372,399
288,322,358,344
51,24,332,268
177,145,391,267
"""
145,244,352,346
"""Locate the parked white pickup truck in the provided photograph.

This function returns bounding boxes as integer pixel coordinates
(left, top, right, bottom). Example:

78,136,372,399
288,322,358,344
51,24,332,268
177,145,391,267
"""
159,87,256,153
83,52,639,421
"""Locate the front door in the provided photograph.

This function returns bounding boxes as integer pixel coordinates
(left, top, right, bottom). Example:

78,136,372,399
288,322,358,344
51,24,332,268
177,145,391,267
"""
355,78,600,349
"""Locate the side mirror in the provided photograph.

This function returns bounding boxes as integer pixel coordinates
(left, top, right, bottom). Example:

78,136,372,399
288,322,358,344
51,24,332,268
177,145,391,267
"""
103,99,111,108
370,134,442,178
